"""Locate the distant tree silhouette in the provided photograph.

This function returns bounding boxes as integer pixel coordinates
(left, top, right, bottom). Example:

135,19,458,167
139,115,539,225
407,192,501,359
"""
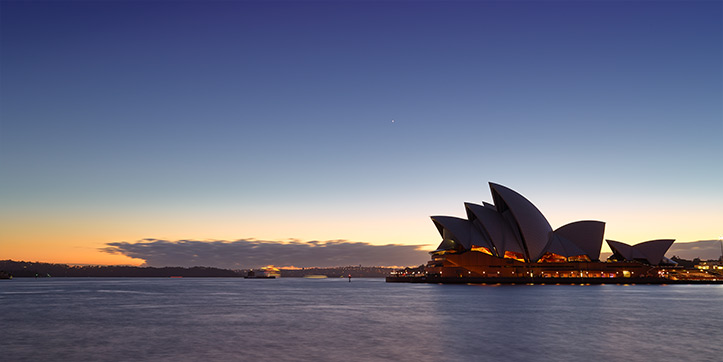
0,260,396,278
0,260,243,277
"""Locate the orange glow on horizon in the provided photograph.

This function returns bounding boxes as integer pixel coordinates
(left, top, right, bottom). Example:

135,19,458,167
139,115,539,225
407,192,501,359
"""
1,198,720,266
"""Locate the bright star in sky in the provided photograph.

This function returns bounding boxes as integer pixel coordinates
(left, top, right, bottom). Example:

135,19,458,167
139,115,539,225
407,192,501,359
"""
0,0,721,266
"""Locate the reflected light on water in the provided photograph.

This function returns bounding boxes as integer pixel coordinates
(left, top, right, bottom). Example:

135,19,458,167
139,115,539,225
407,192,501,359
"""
1,279,722,361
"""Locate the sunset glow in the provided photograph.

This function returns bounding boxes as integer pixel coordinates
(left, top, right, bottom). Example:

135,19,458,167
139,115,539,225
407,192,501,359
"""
1,1,721,267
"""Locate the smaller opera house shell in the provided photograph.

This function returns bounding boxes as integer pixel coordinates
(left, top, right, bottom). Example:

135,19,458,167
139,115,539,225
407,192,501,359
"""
422,183,678,281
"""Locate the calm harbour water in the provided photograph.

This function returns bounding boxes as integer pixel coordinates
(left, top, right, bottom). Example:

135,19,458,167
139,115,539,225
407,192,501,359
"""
1,278,721,362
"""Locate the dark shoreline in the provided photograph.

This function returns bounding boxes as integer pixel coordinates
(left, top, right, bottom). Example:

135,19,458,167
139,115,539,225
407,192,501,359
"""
0,260,393,278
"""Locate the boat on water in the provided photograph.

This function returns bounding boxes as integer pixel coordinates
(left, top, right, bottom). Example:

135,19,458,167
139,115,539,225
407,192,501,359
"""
244,271,276,279
0,271,12,280
244,266,280,279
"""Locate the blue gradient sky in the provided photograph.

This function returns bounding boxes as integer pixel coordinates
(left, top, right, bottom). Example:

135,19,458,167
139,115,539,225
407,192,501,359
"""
1,1,721,265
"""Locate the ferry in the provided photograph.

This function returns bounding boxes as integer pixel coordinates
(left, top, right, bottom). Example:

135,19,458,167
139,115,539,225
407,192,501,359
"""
244,266,280,279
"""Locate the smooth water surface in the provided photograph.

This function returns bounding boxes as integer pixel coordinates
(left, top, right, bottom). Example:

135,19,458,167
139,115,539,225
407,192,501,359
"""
2,278,721,361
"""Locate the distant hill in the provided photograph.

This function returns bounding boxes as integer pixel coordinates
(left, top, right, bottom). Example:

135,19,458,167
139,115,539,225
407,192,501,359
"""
666,240,723,261
0,260,243,278
0,260,396,278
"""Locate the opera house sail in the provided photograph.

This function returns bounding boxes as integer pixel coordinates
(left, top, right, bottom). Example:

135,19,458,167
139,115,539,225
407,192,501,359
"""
387,183,722,284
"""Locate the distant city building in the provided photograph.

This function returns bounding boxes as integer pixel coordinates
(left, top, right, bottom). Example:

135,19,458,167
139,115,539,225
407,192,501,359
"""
389,182,721,284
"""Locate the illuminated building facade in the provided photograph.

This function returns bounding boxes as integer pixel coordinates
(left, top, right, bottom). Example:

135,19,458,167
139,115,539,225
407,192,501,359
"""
389,183,721,284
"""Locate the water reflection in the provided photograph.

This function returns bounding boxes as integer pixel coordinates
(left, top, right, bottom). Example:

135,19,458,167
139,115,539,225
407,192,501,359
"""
1,279,721,361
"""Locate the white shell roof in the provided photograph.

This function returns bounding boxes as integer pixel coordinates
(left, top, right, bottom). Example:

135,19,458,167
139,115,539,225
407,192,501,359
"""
431,216,474,250
489,183,552,262
554,220,606,260
546,233,588,257
465,202,523,257
606,239,675,265
428,182,675,265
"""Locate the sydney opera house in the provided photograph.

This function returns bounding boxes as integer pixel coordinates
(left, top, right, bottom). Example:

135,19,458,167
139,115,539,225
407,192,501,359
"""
387,183,721,284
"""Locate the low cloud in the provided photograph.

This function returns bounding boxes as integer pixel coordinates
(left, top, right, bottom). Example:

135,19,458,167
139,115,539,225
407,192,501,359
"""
102,239,431,269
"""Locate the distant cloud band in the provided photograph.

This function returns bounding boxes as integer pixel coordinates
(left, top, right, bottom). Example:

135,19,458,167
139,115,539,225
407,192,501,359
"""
102,239,431,269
